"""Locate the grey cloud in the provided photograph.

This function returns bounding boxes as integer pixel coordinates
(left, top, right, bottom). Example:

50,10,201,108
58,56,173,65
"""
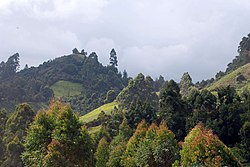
1,0,250,81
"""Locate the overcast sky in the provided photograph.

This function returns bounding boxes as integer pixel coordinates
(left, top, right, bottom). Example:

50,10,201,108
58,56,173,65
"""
0,0,250,82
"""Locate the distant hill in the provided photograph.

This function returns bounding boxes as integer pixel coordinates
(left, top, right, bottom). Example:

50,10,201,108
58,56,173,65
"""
207,63,250,92
0,49,129,114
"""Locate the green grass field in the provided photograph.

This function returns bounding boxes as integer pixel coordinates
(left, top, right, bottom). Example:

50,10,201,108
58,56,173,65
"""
207,63,250,91
50,80,83,98
80,101,118,123
88,125,102,134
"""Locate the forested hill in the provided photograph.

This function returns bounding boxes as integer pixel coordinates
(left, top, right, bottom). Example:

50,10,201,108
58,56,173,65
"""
195,33,250,89
0,48,129,114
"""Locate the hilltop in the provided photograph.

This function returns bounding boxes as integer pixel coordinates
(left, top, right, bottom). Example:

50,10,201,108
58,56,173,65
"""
0,49,129,114
207,63,250,92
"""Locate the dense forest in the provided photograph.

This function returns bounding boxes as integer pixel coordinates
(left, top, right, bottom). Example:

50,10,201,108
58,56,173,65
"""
0,34,250,166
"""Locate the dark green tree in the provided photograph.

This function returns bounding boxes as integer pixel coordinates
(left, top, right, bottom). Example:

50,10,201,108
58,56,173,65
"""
109,48,118,67
121,120,148,167
95,137,109,167
226,33,250,73
2,103,35,167
179,72,193,99
154,75,165,91
216,86,243,146
72,48,79,54
107,118,132,167
117,73,158,110
159,80,188,140
240,121,250,161
186,89,218,131
125,99,158,129
0,53,20,79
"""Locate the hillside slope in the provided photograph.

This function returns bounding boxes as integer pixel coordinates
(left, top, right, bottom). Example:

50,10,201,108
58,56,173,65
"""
0,50,128,114
207,63,250,91
80,101,118,123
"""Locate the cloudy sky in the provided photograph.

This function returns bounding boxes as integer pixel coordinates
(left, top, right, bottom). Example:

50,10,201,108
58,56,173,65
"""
0,0,250,81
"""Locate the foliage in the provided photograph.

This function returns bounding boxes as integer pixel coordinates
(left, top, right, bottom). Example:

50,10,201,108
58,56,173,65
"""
226,33,250,73
0,53,20,80
179,72,194,99
105,107,124,138
240,121,250,161
109,48,118,67
186,89,218,131
0,103,35,167
207,63,250,91
159,80,188,140
125,99,158,129
121,120,148,167
104,90,117,103
117,73,158,110
95,137,109,167
107,118,132,167
134,121,180,167
21,101,94,167
180,123,241,167
0,50,126,114
121,120,179,167
154,75,165,92
215,86,243,146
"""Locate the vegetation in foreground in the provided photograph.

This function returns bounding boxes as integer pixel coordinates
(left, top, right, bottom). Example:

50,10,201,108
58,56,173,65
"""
0,33,250,166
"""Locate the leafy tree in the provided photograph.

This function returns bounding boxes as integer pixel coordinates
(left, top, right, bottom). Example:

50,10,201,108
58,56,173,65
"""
134,123,159,167
154,75,165,91
107,142,126,167
22,101,94,167
104,90,117,103
240,121,250,161
216,86,243,146
21,111,53,167
215,70,225,80
159,80,188,140
134,121,180,167
226,33,250,73
1,103,35,167
72,48,80,54
95,137,109,167
117,73,158,110
179,72,193,99
2,136,23,167
179,123,241,167
125,99,157,129
81,49,87,56
105,107,124,138
0,53,20,79
122,121,179,167
122,70,128,80
186,90,218,131
238,33,250,53
107,119,132,167
152,121,180,167
109,48,118,67
121,120,148,167
0,109,7,135
43,139,68,167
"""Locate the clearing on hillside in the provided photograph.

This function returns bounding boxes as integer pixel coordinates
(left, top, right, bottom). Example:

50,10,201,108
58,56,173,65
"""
50,80,83,98
80,101,118,123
